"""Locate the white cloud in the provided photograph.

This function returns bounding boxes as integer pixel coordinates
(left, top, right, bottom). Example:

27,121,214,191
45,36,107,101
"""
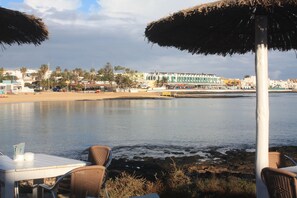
97,0,211,22
24,0,81,12
21,0,212,34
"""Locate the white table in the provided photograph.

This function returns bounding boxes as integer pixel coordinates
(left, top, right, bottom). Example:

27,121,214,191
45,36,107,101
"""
0,154,87,198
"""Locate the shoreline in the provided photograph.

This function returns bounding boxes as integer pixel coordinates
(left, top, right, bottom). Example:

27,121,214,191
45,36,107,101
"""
0,89,294,104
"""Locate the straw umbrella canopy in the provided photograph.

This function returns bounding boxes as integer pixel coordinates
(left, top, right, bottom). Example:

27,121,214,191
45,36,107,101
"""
0,6,48,47
145,0,297,197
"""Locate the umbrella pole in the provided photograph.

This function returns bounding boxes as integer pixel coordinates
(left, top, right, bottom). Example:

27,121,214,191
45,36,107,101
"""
255,15,269,198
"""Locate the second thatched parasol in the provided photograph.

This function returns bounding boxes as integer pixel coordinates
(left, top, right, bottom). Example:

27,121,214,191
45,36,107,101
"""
145,0,297,197
0,6,48,47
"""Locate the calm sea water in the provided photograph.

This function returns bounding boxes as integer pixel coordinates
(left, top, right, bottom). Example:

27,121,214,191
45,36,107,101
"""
1,93,297,159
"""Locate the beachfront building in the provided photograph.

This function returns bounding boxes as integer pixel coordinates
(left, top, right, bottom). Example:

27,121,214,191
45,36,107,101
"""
241,75,257,89
269,79,292,89
288,79,297,89
4,69,40,83
0,80,34,94
143,72,222,88
241,75,292,90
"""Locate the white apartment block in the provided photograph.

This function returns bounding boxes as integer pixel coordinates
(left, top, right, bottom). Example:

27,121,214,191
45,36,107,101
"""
143,72,222,87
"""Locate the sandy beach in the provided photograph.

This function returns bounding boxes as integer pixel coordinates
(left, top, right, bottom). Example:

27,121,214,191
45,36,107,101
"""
0,91,165,103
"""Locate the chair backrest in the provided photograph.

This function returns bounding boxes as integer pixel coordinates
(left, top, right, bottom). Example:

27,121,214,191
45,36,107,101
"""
88,145,112,167
70,165,106,198
269,152,286,168
262,167,297,198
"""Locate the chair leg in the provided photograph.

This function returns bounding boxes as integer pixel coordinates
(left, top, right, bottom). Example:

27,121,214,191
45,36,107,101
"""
14,182,19,198
50,189,58,198
32,179,44,198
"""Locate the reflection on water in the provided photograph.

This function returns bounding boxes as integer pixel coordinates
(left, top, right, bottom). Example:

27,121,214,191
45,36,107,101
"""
0,93,297,159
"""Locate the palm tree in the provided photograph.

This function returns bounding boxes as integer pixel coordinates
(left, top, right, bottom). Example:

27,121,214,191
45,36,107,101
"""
55,66,62,74
98,62,114,88
39,64,49,80
89,68,96,83
0,67,4,82
38,64,49,90
20,67,27,80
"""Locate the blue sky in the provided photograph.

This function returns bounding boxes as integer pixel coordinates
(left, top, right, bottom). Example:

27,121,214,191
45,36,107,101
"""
0,0,297,80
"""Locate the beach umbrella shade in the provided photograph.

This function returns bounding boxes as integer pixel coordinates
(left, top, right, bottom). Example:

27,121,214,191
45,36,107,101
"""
145,0,297,197
0,6,48,47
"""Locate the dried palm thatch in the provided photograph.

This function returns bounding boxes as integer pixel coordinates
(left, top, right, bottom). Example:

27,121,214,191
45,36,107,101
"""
0,6,48,47
145,0,297,56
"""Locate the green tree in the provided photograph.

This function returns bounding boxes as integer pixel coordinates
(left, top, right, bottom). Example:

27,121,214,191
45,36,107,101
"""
72,68,83,84
98,62,114,87
113,65,138,88
114,65,126,71
155,76,168,87
55,66,62,74
89,68,96,83
0,67,4,82
36,64,50,90
115,74,133,88
61,69,72,91
20,67,27,80
39,64,49,79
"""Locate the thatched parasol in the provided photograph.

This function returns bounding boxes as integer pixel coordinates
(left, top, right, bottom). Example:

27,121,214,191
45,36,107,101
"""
145,0,297,197
0,6,48,47
145,0,297,56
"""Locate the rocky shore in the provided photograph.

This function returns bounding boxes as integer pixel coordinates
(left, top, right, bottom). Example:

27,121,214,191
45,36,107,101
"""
109,146,297,182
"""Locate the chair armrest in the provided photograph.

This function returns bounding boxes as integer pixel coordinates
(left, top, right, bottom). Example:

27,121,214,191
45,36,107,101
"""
38,171,72,191
284,155,297,166
38,183,54,191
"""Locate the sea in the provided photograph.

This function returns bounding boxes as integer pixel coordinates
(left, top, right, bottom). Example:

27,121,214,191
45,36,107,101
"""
1,92,297,160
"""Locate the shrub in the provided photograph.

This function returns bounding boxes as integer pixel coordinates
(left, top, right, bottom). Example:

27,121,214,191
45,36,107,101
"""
105,172,162,198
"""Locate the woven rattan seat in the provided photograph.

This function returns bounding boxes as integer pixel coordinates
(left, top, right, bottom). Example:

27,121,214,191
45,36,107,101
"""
39,165,106,198
262,167,297,198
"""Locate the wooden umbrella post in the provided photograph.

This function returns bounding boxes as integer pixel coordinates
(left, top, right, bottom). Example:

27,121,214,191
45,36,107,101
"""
255,15,269,198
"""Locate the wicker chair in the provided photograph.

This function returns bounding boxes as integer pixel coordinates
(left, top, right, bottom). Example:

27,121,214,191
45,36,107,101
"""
87,145,112,167
269,152,297,168
262,167,297,198
38,165,106,198
59,145,112,194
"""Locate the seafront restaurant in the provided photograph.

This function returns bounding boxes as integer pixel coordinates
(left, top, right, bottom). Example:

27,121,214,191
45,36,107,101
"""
144,72,223,88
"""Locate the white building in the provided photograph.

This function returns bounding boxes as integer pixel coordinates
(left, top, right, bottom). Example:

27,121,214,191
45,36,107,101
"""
0,80,34,94
143,72,222,88
241,76,257,89
269,80,289,89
